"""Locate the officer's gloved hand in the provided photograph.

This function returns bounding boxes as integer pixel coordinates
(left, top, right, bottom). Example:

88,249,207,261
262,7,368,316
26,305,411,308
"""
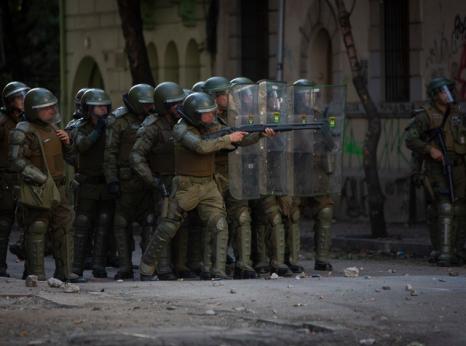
96,117,107,133
107,181,121,197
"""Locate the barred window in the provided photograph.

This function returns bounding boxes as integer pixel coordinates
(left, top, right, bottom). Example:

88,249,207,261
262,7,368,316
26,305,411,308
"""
384,0,410,102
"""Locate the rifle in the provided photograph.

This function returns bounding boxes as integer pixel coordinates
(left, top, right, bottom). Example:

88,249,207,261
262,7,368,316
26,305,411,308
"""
202,121,325,140
426,108,455,203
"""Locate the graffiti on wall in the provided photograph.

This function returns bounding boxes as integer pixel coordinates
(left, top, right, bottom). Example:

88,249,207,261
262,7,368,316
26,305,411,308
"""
425,14,466,100
338,118,412,220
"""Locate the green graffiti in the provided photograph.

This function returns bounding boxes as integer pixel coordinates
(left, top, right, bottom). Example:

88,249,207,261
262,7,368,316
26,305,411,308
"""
344,139,363,156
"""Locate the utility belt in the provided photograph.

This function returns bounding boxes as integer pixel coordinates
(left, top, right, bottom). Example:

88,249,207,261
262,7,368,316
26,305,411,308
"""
53,176,67,186
118,167,134,180
75,173,107,184
177,175,213,184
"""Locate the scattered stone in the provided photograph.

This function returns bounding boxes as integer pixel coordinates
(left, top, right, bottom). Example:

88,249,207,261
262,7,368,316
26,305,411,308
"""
287,284,294,288
294,303,304,307
407,342,425,346
438,279,446,283
382,286,391,290
230,288,237,294
364,276,372,279
295,275,301,280
205,309,216,315
375,289,381,293
117,279,123,283
272,309,278,315
245,308,256,314
344,267,359,278
47,277,64,288
405,284,413,292
270,273,279,280
100,288,105,292
410,290,418,296
387,269,397,273
311,274,321,278
25,275,38,287
92,307,101,311
233,307,246,312
448,271,459,277
212,282,224,287
63,283,80,293
359,338,376,345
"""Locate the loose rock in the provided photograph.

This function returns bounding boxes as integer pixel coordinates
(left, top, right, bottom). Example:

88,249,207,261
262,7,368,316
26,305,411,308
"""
25,275,38,288
344,267,359,278
63,283,80,293
47,277,64,288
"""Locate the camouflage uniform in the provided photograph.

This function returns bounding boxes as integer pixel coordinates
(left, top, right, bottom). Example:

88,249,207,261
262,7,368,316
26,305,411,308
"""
405,79,466,266
9,88,76,281
71,89,114,280
104,84,155,279
0,108,21,276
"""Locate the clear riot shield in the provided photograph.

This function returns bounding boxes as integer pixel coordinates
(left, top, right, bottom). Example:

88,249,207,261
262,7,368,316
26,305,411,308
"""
289,84,346,196
257,80,290,196
227,83,262,200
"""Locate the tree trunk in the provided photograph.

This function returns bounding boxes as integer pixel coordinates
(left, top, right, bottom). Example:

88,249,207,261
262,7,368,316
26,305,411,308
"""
334,0,387,237
117,0,154,86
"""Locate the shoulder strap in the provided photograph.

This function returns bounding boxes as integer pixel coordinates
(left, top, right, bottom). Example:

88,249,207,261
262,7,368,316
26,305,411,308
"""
29,125,52,176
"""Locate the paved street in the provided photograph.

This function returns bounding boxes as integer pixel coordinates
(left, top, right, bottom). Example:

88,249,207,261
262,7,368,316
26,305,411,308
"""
1,240,466,346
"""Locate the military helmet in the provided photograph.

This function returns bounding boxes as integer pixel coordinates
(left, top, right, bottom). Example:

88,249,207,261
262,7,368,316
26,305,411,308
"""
81,88,111,116
154,82,185,114
427,77,455,100
2,81,30,106
293,79,316,87
71,88,89,119
74,88,89,105
203,76,230,95
126,83,154,115
191,81,205,92
230,77,253,87
180,92,217,127
24,88,58,123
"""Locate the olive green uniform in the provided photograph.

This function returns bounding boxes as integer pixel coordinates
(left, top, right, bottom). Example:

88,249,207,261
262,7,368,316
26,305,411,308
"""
140,119,235,278
405,103,466,265
214,110,261,278
104,107,152,278
0,109,20,276
130,114,195,277
9,121,75,280
72,118,114,277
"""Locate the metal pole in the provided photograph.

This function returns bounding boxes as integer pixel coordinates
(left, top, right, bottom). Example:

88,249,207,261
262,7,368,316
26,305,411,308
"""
59,0,68,126
276,0,285,81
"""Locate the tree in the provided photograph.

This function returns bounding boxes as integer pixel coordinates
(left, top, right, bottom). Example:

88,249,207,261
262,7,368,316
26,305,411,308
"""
334,0,387,237
117,0,154,86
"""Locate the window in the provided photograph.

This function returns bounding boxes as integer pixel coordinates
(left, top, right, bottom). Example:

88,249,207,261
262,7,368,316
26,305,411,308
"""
384,0,410,102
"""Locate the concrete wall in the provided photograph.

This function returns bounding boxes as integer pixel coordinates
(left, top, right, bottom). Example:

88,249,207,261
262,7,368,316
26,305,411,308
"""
63,0,466,223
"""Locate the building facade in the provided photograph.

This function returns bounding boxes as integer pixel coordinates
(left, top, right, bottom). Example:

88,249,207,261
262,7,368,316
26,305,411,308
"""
62,0,466,222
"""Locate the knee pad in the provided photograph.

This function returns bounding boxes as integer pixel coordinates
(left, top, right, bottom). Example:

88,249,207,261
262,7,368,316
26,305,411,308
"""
113,214,128,229
318,206,333,223
438,202,453,218
208,213,228,234
145,213,155,226
97,212,111,226
74,214,91,230
238,208,252,227
29,220,47,235
290,208,301,224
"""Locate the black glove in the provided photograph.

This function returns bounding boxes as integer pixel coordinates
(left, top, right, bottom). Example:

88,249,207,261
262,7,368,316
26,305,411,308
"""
96,117,107,133
107,181,120,197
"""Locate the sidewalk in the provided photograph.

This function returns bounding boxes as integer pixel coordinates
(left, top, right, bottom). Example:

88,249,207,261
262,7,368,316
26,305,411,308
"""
300,219,431,257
